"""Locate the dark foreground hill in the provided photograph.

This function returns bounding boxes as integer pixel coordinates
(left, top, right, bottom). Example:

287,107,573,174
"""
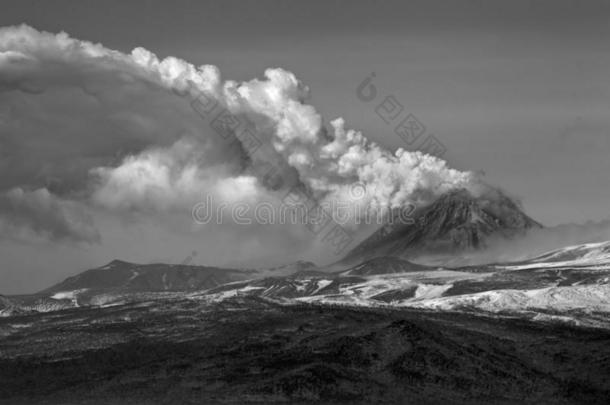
1,296,609,404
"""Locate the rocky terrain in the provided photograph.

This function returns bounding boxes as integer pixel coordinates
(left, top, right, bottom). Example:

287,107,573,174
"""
1,296,609,404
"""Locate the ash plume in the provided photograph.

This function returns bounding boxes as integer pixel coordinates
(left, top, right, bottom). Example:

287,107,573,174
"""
0,25,486,238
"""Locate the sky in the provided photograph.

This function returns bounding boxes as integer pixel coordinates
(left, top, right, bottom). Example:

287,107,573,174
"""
0,0,609,293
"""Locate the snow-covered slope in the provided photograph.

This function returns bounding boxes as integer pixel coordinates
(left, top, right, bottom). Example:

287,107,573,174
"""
0,294,74,317
405,283,610,313
5,241,610,328
500,241,610,270
200,240,610,327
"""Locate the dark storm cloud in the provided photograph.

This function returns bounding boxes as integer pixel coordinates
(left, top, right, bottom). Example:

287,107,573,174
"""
0,188,99,243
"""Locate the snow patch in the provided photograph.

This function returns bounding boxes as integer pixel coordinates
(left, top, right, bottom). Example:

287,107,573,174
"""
313,279,333,294
404,284,610,313
50,289,88,300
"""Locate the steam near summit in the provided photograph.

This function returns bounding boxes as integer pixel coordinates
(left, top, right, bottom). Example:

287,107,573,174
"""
0,25,487,248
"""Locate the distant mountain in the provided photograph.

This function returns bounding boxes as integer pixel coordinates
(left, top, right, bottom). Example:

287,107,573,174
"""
340,257,433,276
40,259,256,295
342,188,542,263
266,260,317,272
256,260,318,277
204,257,437,301
3,241,610,328
198,240,610,327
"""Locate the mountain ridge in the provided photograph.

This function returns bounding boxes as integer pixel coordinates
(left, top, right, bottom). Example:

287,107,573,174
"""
39,260,256,295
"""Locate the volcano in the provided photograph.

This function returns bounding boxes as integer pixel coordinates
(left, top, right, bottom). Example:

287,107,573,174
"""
342,188,542,263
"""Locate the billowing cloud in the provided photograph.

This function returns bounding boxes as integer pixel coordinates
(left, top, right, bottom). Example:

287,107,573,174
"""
0,24,485,253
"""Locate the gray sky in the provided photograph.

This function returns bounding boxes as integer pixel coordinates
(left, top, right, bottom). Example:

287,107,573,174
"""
1,0,609,293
